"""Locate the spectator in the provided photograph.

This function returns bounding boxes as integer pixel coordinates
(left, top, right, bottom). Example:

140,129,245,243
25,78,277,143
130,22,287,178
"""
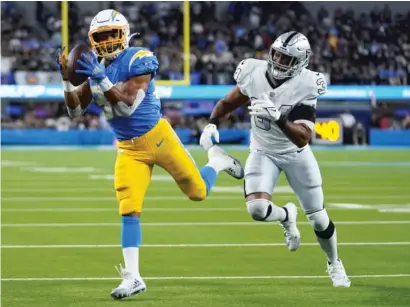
1,1,410,84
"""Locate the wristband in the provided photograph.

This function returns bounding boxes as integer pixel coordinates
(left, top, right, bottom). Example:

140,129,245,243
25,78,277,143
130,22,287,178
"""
98,76,114,92
62,81,76,92
209,118,220,128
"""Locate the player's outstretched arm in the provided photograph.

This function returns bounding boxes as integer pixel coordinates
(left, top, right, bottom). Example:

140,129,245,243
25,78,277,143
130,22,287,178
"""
209,86,249,125
63,82,93,118
200,86,249,150
56,48,92,118
75,50,152,117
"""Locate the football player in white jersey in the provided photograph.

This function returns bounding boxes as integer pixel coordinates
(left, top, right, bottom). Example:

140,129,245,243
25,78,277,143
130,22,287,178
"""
200,31,351,288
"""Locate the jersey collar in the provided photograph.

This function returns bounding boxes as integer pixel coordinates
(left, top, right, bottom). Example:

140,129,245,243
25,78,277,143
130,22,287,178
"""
265,70,291,89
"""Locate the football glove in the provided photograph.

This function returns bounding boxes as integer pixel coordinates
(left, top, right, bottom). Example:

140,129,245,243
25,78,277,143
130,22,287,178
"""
248,93,281,121
75,50,106,83
55,46,68,81
200,123,219,151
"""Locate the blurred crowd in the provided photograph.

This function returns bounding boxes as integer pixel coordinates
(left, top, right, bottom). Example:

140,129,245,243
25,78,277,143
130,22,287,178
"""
2,1,409,140
371,102,410,130
1,1,410,85
0,100,249,134
2,100,410,136
1,101,108,130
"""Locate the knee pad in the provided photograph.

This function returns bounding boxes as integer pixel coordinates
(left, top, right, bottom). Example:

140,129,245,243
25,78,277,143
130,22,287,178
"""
247,199,271,221
307,209,335,239
246,199,284,222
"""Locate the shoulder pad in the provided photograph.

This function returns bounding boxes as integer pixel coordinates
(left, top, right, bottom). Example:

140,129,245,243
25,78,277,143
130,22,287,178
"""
128,48,159,78
233,59,260,96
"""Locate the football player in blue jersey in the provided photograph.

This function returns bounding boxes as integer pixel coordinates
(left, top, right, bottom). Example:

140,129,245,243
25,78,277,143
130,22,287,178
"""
56,9,244,300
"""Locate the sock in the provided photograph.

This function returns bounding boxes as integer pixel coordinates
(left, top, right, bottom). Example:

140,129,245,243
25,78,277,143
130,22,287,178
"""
281,206,289,223
121,216,141,278
316,225,338,264
206,146,226,172
264,202,287,222
200,166,217,195
308,210,338,263
123,247,140,278
246,199,287,222
308,210,338,264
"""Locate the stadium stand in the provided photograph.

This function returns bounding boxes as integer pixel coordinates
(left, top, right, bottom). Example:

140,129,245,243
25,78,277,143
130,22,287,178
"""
1,1,409,146
2,1,409,85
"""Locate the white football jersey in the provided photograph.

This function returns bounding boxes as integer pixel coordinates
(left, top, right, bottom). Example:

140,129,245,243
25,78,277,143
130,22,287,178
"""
234,59,327,154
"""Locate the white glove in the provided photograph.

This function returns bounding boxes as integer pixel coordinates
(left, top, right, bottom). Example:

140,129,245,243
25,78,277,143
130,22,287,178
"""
248,94,281,121
200,123,219,150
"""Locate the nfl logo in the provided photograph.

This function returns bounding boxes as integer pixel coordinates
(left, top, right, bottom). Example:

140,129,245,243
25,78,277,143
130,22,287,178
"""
269,92,275,99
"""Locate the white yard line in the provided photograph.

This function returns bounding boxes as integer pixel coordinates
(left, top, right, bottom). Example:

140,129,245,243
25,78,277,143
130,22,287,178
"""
3,188,118,192
328,203,410,212
2,195,410,202
2,221,410,227
3,205,410,213
379,209,410,213
1,196,242,201
2,274,410,282
1,208,244,213
2,242,410,249
3,186,410,193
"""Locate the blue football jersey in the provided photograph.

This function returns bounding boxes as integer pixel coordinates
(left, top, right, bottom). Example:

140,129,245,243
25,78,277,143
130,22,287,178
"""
88,47,161,140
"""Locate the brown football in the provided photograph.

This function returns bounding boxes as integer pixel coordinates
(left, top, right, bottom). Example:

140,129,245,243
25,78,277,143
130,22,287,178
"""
67,43,93,86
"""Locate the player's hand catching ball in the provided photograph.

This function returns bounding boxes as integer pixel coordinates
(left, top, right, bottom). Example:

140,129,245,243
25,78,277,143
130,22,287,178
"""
56,46,69,81
200,123,219,151
75,50,106,83
248,93,281,121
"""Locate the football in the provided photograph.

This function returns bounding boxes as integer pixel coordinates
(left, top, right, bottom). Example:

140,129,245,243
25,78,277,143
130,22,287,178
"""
67,42,93,86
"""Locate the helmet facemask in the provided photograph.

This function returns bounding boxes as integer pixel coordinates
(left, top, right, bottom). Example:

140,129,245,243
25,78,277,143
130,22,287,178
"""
268,48,309,80
88,26,129,60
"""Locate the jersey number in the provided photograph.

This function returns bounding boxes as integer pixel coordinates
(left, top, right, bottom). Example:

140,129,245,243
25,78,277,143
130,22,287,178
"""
316,78,326,95
233,60,246,81
254,105,293,131
254,116,271,131
94,95,114,120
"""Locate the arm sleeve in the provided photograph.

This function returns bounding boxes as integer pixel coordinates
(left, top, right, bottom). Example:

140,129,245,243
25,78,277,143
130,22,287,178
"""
288,72,327,130
288,101,317,130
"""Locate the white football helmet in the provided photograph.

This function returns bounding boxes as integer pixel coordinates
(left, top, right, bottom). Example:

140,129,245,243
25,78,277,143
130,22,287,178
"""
88,9,130,60
268,31,311,79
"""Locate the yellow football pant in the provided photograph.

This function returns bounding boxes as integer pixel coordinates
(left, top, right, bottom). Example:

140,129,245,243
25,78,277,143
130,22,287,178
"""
115,119,207,215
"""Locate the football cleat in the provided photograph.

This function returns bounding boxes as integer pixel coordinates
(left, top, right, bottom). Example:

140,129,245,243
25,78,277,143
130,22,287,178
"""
110,264,147,300
208,145,244,179
327,259,351,288
280,202,300,251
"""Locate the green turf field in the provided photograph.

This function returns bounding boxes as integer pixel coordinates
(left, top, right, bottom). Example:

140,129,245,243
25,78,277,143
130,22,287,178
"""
2,148,410,307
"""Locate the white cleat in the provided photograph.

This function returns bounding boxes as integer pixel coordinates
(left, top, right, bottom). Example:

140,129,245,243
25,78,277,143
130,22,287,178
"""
208,145,244,179
327,259,351,288
280,202,300,251
110,264,147,300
